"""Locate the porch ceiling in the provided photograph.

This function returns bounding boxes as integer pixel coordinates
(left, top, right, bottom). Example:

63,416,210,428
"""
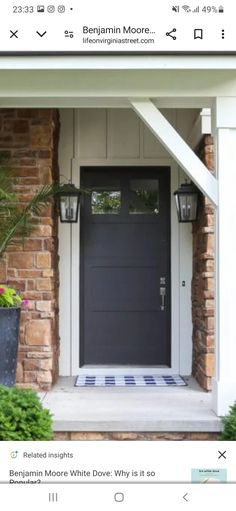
40,377,222,432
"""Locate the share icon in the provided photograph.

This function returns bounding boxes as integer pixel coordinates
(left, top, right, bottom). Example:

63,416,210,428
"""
166,28,177,40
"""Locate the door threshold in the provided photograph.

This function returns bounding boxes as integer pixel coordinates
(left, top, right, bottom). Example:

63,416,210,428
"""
74,367,178,376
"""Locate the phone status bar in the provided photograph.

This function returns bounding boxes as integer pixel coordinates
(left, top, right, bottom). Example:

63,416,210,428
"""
0,1,234,53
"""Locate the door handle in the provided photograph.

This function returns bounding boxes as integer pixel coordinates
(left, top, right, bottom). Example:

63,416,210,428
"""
160,286,166,311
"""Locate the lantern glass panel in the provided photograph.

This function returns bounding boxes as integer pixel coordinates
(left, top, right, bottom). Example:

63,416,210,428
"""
60,195,79,222
179,192,198,222
175,194,180,220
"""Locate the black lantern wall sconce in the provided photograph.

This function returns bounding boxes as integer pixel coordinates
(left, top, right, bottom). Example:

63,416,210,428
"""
174,182,199,223
57,183,82,223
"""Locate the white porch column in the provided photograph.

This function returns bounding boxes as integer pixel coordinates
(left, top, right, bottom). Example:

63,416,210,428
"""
212,97,236,416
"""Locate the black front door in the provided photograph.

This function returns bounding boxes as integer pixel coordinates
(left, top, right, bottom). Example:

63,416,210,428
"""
80,167,171,366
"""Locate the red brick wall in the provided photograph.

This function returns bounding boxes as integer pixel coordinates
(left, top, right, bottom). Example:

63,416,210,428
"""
192,136,215,390
0,108,60,390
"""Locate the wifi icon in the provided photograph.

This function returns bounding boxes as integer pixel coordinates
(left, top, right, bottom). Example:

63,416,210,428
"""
182,5,191,12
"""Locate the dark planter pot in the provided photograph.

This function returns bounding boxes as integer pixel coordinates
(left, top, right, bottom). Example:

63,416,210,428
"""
0,307,21,387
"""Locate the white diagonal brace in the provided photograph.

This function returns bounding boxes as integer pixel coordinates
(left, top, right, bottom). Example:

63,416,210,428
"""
130,99,218,206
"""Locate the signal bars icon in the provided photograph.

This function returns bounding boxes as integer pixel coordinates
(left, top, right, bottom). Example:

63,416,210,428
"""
172,6,179,12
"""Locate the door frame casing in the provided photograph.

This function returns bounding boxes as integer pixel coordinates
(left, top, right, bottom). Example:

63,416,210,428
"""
72,160,179,375
59,109,193,376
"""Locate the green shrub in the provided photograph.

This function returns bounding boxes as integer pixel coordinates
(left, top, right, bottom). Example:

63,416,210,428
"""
220,402,236,440
0,385,53,440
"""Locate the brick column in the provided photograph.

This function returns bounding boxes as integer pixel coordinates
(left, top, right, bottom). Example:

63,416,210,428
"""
192,136,215,391
0,108,60,390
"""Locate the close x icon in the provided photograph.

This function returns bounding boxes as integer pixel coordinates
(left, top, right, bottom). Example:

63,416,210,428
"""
218,450,227,460
10,30,18,38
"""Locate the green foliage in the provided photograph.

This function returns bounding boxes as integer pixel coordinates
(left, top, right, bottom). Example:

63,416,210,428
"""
0,168,15,207
0,285,22,307
92,191,121,213
0,166,61,258
220,402,236,440
0,166,85,257
0,386,53,440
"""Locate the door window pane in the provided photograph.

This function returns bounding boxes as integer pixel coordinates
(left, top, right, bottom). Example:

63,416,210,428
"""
91,190,121,214
129,179,159,214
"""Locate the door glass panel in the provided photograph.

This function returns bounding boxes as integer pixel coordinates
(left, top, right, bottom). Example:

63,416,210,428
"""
129,179,159,214
91,190,121,214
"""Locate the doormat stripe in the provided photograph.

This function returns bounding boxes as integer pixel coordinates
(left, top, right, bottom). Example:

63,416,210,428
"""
74,375,186,387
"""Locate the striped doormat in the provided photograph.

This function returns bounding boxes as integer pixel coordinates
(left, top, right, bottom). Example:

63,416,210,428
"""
74,375,186,387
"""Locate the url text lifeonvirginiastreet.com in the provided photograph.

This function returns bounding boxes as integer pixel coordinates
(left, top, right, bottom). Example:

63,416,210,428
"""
82,37,155,45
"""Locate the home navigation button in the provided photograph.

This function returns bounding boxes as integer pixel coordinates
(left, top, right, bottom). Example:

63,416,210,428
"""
114,492,124,502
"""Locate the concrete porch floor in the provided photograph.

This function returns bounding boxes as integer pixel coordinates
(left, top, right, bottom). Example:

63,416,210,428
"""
40,377,222,433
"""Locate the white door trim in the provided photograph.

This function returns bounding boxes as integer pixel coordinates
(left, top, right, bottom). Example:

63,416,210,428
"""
59,109,193,377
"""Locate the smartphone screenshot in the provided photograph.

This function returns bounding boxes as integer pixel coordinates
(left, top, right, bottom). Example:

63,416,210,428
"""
0,0,235,509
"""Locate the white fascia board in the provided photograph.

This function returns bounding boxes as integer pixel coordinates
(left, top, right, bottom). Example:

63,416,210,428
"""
0,70,236,100
131,99,218,206
0,97,213,109
0,97,132,108
1,55,236,70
